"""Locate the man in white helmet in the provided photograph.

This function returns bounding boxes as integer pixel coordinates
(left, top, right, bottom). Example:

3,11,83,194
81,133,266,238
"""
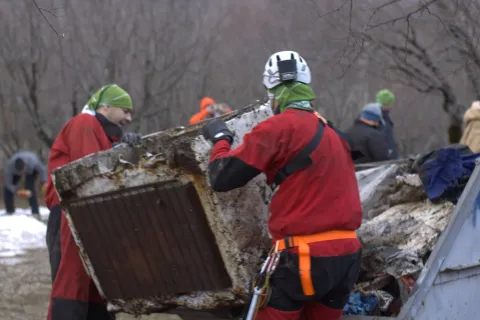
202,51,362,319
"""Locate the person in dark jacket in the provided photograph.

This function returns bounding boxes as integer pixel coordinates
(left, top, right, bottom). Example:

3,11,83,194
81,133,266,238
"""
346,103,391,164
376,89,399,159
45,84,141,320
202,50,362,320
3,150,47,216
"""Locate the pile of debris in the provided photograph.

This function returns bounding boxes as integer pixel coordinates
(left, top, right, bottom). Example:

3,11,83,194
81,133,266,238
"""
345,164,455,316
51,101,464,318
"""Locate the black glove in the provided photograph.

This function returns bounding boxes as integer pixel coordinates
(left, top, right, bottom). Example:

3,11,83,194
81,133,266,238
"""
121,132,142,146
202,119,233,144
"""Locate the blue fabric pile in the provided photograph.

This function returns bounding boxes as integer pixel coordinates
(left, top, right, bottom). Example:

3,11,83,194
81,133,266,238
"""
419,148,480,204
343,290,379,315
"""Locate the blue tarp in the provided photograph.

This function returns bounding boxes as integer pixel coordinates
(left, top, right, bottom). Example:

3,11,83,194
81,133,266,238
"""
419,148,480,203
343,290,379,315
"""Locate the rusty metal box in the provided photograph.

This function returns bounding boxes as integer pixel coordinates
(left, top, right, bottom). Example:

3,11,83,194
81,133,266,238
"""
51,103,273,315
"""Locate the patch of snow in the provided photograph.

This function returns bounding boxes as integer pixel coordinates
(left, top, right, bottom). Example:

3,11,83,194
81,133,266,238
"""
0,206,50,218
0,206,49,265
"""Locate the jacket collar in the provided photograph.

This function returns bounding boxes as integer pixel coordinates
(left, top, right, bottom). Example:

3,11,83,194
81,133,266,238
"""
95,113,123,143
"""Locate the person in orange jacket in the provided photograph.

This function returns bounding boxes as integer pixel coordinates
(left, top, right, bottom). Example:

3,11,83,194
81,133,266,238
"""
189,97,232,124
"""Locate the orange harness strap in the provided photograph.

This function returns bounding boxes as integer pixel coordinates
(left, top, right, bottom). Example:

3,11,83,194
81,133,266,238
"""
275,230,357,296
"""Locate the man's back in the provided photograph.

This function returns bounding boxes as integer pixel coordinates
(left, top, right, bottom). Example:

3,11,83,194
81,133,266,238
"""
210,108,363,241
347,120,390,164
4,151,47,194
265,110,363,239
7,151,42,175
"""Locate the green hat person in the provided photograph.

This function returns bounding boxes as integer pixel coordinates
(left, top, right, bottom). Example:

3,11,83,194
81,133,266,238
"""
376,89,395,110
82,83,133,127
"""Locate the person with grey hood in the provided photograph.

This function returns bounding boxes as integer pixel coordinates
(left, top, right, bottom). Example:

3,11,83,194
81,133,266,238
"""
346,103,392,164
3,150,47,216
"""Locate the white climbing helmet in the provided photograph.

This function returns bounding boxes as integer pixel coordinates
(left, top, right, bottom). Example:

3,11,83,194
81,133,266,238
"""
262,51,311,89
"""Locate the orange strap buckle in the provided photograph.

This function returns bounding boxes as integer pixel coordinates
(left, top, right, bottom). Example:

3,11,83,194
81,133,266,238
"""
275,230,357,296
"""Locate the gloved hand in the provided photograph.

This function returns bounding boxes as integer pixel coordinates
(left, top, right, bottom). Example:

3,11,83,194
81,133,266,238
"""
41,183,48,193
121,132,142,146
17,189,32,199
202,119,233,144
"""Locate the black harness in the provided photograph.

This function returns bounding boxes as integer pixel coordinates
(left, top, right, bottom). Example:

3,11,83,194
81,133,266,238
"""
270,119,358,190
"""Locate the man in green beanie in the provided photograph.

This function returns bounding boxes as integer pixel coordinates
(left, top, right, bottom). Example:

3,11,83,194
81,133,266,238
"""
201,51,362,319
45,83,141,320
81,83,140,144
376,89,399,159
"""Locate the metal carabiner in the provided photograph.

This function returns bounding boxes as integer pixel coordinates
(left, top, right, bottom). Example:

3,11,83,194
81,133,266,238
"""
245,247,281,320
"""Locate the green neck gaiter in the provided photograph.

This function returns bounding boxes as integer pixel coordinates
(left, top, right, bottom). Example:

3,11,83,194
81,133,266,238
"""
268,82,316,113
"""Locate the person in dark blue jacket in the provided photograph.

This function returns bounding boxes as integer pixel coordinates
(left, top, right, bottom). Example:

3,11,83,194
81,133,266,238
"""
376,89,399,159
346,103,391,164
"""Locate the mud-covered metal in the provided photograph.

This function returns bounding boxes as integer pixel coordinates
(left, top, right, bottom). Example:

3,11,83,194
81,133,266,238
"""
51,102,274,315
65,181,232,299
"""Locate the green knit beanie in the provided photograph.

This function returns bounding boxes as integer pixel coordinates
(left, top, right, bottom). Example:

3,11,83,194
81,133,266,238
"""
87,84,133,111
376,89,395,106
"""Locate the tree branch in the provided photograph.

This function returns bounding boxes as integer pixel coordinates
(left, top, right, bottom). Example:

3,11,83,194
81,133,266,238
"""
366,0,439,30
31,0,65,38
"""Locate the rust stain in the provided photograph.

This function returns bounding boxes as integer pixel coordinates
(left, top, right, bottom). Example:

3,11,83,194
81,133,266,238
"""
65,180,232,301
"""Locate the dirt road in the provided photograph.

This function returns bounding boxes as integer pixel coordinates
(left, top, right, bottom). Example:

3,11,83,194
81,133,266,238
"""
0,248,183,320
0,213,183,320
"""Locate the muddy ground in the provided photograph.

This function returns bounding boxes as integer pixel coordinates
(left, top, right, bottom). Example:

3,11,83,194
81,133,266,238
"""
0,217,184,320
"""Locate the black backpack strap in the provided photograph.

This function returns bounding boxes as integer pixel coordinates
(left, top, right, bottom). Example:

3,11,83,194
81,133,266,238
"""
271,121,325,190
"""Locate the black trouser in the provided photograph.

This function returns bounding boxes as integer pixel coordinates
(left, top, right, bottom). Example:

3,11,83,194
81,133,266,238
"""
46,205,62,283
265,249,362,311
51,298,116,320
3,172,39,214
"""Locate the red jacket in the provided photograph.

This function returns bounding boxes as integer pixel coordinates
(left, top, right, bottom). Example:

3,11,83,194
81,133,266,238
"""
46,113,122,319
46,113,119,208
208,109,362,256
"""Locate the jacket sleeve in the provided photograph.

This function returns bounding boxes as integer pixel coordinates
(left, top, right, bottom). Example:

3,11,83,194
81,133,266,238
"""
208,120,280,192
3,161,17,193
66,116,107,161
368,132,392,162
189,109,211,125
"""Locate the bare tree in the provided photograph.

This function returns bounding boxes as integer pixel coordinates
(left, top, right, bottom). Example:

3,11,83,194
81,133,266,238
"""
31,0,65,37
0,89,23,159
1,0,477,163
127,0,197,132
1,1,55,147
357,0,480,143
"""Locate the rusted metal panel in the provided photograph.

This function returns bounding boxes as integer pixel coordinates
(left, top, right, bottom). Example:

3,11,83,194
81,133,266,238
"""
53,103,273,314
65,180,232,300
